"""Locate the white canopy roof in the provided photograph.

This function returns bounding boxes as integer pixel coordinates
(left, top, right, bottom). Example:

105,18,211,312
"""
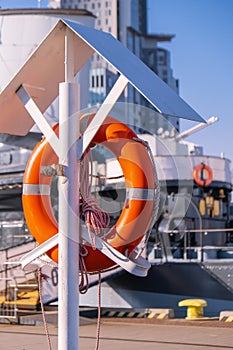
0,18,205,136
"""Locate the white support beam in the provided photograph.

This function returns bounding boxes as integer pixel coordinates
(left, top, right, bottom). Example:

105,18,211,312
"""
16,85,60,156
64,27,75,83
20,235,59,270
77,74,128,158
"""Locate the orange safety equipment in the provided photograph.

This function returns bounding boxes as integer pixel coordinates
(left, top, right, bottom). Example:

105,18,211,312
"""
22,116,156,273
193,163,213,187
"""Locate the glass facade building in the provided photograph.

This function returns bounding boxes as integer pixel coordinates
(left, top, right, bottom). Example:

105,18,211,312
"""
48,0,179,132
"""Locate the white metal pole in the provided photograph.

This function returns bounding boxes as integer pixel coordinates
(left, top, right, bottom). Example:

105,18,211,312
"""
58,82,80,350
58,31,80,350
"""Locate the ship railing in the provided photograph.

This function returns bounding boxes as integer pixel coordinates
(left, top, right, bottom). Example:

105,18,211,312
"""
0,219,33,251
0,239,39,324
148,228,233,263
0,277,17,322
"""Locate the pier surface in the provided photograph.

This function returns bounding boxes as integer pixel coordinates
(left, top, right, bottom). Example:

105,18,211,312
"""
0,317,233,349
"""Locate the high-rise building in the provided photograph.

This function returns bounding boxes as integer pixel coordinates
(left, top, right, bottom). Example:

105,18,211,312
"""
48,0,179,133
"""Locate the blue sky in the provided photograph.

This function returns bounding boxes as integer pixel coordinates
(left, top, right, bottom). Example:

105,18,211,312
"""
148,0,233,162
0,0,233,162
0,0,47,7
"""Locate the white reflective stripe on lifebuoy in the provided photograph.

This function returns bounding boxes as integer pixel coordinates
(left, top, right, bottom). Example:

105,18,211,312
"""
23,184,51,196
126,188,156,201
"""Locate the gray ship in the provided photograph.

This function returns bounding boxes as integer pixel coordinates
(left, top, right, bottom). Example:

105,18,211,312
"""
79,113,233,318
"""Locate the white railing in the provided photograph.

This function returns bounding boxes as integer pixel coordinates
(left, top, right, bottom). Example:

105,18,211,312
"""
148,228,233,263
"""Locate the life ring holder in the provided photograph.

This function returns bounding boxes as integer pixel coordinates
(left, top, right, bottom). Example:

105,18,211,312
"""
193,163,213,187
22,115,158,273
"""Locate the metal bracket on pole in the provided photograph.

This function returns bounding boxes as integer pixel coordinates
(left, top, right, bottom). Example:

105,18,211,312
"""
81,228,151,277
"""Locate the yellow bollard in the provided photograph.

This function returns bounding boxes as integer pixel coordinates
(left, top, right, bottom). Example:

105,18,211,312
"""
178,299,207,319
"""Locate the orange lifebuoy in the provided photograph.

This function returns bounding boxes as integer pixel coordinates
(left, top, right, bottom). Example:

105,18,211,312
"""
193,163,213,187
22,116,156,273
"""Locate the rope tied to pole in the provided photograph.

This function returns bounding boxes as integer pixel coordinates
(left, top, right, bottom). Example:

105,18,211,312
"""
79,245,89,294
79,150,104,349
80,195,110,249
78,148,109,295
80,148,110,251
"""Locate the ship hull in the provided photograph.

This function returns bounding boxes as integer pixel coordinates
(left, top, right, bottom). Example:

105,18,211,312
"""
80,262,233,317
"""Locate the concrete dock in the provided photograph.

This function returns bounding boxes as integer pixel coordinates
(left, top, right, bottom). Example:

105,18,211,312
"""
1,317,233,349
